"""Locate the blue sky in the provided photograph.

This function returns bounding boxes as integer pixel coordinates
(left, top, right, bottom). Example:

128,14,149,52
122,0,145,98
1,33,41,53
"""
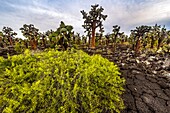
0,0,170,38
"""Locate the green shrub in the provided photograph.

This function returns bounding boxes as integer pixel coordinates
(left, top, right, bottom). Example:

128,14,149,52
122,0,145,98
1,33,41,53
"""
0,49,125,113
14,42,23,53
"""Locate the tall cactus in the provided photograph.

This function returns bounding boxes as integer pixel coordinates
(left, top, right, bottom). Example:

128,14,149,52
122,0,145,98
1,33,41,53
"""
49,21,74,50
81,4,107,48
157,26,167,50
131,25,151,53
20,24,39,50
112,25,124,52
150,24,160,49
2,27,17,46
112,25,121,43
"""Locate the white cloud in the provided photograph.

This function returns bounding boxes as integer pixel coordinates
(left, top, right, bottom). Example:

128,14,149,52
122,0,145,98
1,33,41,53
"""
0,0,83,38
125,0,170,25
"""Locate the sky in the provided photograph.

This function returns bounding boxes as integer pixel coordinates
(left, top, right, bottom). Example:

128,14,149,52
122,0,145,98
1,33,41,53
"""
0,0,170,38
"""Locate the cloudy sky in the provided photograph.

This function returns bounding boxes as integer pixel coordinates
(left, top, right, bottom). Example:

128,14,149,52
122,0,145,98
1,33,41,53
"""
0,0,170,38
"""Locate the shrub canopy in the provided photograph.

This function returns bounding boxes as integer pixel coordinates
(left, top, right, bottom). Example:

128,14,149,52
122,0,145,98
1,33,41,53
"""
0,49,125,113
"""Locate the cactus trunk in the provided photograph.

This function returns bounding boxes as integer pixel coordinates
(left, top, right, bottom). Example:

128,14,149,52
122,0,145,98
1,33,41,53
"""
91,22,96,48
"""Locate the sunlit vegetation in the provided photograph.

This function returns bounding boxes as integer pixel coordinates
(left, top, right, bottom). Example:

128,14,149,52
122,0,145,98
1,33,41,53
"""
0,49,125,113
0,4,170,113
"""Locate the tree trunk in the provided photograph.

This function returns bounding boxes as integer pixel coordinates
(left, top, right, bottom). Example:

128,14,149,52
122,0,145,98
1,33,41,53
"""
91,22,96,48
9,37,13,46
42,36,46,48
151,36,154,49
24,41,28,48
84,38,87,44
113,34,118,53
132,43,135,50
99,34,102,45
157,37,163,50
73,36,75,43
88,36,91,46
114,34,118,44
135,37,141,54
30,38,37,50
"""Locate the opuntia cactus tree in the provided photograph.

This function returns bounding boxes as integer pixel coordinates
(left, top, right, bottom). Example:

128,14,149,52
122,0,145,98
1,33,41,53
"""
49,21,74,50
20,24,39,50
2,26,17,46
112,25,121,44
157,26,167,50
150,24,160,49
81,4,107,48
131,25,151,54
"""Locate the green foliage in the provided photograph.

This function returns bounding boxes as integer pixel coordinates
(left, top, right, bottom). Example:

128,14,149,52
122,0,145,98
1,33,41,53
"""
163,44,170,53
14,42,23,53
0,49,125,113
48,21,74,50
81,4,107,47
20,24,39,50
2,27,17,46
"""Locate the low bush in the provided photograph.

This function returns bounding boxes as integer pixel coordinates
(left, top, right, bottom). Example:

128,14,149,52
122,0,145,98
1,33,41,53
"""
0,49,125,113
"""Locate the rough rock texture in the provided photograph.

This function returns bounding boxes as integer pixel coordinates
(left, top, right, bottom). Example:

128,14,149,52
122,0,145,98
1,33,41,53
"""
83,45,170,113
0,46,17,58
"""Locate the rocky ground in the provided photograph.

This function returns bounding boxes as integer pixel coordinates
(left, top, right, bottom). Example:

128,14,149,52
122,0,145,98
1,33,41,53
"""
0,46,18,58
84,45,170,113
